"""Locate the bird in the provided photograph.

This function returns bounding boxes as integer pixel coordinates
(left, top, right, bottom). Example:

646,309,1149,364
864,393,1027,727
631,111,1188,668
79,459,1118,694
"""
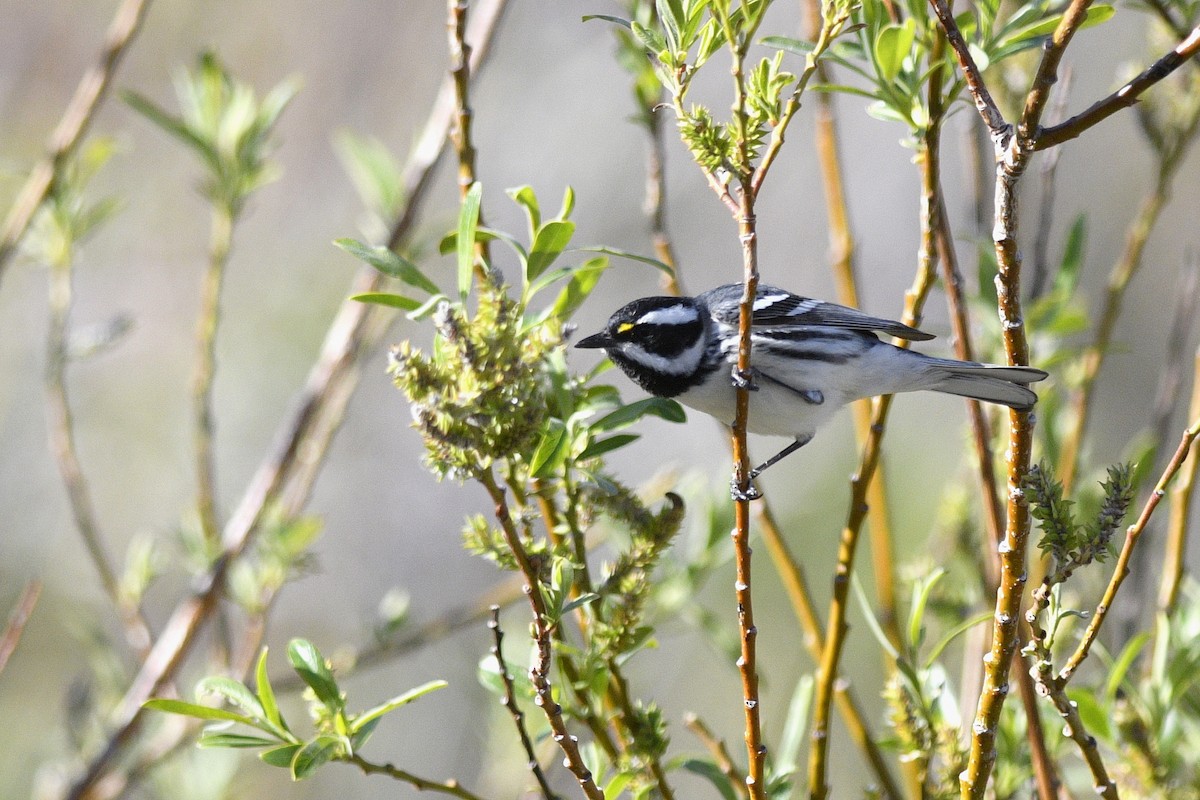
575,283,1047,490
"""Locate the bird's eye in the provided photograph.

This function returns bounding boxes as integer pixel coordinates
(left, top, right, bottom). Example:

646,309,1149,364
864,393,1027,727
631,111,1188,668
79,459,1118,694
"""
616,322,636,335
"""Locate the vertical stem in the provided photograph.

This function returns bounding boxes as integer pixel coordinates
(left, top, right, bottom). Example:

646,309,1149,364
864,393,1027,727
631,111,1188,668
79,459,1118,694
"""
448,0,492,274
732,186,767,800
193,203,234,545
1157,351,1200,616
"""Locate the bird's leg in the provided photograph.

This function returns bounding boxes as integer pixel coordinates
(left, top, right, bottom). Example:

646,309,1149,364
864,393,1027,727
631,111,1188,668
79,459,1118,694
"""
749,434,814,480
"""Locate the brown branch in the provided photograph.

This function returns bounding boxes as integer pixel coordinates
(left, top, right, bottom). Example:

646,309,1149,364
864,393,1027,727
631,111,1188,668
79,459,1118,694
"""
0,581,42,676
1060,417,1200,682
478,470,605,800
644,108,682,294
1035,26,1200,149
927,0,1009,141
346,753,492,800
60,4,511,797
0,0,152,285
489,606,559,800
1018,0,1095,143
448,0,492,272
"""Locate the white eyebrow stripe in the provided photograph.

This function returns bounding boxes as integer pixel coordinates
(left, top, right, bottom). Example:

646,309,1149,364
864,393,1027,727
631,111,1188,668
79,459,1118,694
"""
636,305,699,326
753,293,793,311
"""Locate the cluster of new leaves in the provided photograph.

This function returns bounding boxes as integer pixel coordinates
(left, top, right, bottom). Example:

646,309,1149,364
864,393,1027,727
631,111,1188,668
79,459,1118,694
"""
124,52,298,213
1024,462,1134,580
145,640,445,780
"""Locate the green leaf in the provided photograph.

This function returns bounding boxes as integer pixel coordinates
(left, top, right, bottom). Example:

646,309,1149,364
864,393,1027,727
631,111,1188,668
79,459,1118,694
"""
907,567,946,652
260,743,302,768
123,90,217,170
874,21,916,81
577,433,640,461
196,675,267,723
1056,214,1087,295
591,397,686,432
851,576,900,661
333,238,440,294
526,220,576,284
291,736,341,780
507,185,540,237
1104,631,1150,703
561,592,601,616
1067,687,1112,743
199,732,278,749
760,35,816,56
574,245,672,274
255,647,287,735
582,14,632,30
557,185,575,221
630,20,668,55
925,611,992,668
776,673,814,776
287,639,342,711
530,418,570,478
349,679,449,734
350,292,422,310
1004,4,1115,44
550,257,609,320
605,772,634,800
142,698,255,725
457,182,483,300
680,758,739,800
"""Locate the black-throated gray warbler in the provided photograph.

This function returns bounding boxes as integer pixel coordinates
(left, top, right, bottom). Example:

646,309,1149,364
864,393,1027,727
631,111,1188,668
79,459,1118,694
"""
576,283,1047,482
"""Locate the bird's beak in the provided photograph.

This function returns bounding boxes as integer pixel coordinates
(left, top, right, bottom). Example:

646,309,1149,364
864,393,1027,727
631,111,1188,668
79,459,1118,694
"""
575,331,614,349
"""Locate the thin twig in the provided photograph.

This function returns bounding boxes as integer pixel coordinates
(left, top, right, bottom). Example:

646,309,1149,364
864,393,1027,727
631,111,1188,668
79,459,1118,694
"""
60,4,511,797
684,713,750,800
489,606,559,800
1018,0,1095,144
346,753,492,800
448,0,492,271
927,0,1008,142
1035,26,1200,149
0,0,152,284
44,260,153,656
1157,348,1200,617
1060,417,1200,682
193,204,234,544
0,581,42,676
478,470,605,800
807,256,938,800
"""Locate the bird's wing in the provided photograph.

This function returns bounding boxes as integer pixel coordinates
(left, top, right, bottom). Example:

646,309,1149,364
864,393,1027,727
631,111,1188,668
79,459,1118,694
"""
702,283,935,342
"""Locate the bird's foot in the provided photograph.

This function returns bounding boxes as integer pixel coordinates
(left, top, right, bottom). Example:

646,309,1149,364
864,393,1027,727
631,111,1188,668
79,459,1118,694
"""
731,366,758,391
730,477,762,502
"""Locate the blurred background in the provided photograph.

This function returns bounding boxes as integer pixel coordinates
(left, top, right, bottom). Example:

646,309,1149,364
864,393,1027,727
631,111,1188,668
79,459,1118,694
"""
1,0,1197,797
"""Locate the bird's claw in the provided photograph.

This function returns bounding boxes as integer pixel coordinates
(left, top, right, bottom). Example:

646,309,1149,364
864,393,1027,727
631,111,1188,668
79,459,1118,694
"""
730,477,762,502
731,367,758,391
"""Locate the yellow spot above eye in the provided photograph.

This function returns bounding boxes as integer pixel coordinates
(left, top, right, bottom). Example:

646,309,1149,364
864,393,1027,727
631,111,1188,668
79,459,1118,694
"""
616,322,635,334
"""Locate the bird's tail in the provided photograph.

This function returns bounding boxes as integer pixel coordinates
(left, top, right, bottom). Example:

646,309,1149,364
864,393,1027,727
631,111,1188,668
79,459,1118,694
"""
921,357,1048,410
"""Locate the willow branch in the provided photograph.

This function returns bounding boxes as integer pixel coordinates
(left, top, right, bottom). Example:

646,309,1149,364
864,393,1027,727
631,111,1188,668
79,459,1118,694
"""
808,258,937,800
489,607,559,800
1157,350,1200,617
1035,26,1200,149
0,0,152,284
1018,0,1095,142
478,470,605,800
60,4,511,797
193,204,234,544
0,581,42,676
927,0,1008,141
346,753,492,800
448,0,492,271
1060,417,1200,682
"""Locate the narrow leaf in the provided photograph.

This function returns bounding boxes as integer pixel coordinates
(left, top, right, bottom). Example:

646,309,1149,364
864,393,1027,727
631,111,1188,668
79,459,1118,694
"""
291,736,340,780
349,679,449,734
526,220,576,284
577,433,640,461
530,419,570,478
575,245,672,274
196,675,267,722
457,182,482,300
255,647,286,734
760,35,816,55
874,22,916,81
333,238,440,294
199,732,278,749
287,639,342,711
507,184,540,236
261,743,303,768
550,257,608,320
143,698,255,725
350,292,422,310
679,759,739,800
591,397,686,431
